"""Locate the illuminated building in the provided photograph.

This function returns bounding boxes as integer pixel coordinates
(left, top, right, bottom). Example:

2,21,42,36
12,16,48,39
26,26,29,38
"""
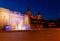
0,8,30,31
36,12,42,20
26,7,32,18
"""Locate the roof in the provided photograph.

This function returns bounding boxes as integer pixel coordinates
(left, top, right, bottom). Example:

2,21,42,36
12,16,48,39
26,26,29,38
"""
0,7,10,12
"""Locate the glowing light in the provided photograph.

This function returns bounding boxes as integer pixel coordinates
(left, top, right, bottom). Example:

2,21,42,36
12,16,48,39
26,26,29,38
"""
23,25,30,30
22,27,26,30
5,25,10,31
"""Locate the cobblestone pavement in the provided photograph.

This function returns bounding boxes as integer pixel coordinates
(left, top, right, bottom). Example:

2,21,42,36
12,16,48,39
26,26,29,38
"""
0,28,60,41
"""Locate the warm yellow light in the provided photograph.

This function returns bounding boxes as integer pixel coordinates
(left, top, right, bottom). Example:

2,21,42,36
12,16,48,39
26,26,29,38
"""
0,8,30,30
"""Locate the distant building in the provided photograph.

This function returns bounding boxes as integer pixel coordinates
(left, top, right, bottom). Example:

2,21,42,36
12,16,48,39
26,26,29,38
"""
46,20,56,27
25,7,56,28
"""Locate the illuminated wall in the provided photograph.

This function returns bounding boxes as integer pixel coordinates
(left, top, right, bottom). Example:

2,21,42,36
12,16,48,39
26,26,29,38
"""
0,8,10,29
0,8,30,30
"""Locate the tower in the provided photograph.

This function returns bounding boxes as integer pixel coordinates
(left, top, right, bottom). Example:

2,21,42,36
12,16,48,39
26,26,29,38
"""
37,12,42,20
26,7,32,17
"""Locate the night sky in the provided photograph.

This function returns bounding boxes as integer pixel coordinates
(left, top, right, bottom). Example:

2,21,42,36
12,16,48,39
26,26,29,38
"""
0,0,60,20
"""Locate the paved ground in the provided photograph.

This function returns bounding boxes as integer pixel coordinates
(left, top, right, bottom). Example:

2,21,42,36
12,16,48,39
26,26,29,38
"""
0,28,60,41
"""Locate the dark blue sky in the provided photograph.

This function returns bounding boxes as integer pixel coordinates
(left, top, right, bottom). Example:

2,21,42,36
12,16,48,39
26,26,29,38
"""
0,0,60,20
